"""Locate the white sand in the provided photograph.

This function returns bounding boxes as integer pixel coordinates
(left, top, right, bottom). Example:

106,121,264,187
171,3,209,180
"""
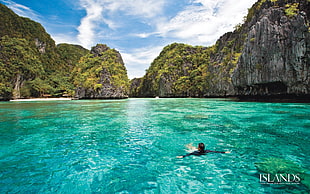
10,98,73,102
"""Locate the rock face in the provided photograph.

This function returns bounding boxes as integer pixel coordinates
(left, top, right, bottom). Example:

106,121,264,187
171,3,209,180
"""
129,78,143,97
74,44,129,99
75,69,128,99
232,0,310,96
131,0,309,98
132,43,214,97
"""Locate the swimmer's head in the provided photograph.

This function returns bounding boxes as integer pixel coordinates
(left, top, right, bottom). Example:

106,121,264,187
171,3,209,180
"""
198,143,205,152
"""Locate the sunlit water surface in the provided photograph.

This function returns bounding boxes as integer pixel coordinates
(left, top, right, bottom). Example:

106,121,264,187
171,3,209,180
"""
0,98,309,193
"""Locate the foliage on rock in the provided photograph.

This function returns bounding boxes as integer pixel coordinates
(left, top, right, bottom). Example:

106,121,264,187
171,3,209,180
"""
73,44,129,99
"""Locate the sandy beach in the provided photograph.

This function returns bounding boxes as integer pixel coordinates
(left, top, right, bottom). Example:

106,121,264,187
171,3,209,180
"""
10,98,73,102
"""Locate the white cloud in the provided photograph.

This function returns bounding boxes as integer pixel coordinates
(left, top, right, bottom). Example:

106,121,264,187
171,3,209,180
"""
2,0,40,21
52,33,81,46
121,0,258,78
103,0,165,18
1,0,258,79
76,0,257,78
131,32,158,39
120,46,164,79
155,0,257,45
77,0,104,48
76,0,166,49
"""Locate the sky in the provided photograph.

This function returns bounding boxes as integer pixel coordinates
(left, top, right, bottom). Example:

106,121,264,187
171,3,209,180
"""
1,0,257,79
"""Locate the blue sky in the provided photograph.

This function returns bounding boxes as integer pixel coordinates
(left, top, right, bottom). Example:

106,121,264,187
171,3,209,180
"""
1,0,257,79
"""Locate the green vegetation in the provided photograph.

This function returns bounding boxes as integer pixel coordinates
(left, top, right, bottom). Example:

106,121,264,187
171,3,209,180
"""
136,43,210,97
0,35,90,98
135,40,242,97
0,3,129,100
244,0,281,23
255,63,263,70
1,0,308,99
0,4,55,53
246,0,301,20
73,45,129,95
285,3,299,17
0,36,44,98
133,0,310,97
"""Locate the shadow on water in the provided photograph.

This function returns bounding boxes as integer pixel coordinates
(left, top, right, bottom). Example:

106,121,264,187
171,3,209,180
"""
234,94,310,103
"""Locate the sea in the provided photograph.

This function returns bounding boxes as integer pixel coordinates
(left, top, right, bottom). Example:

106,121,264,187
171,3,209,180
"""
0,98,309,193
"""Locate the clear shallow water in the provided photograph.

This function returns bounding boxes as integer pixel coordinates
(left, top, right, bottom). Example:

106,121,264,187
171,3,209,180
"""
0,98,309,193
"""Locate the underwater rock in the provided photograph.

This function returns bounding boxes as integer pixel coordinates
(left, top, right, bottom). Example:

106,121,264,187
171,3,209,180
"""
184,114,209,120
255,157,305,175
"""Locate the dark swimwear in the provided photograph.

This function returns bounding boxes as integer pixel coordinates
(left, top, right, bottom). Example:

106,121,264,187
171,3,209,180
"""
182,150,225,158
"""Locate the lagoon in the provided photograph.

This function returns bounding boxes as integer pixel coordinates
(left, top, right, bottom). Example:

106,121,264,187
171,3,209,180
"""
0,98,309,193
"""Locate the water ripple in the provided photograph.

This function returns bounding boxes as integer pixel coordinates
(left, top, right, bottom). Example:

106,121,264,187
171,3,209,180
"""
0,99,309,193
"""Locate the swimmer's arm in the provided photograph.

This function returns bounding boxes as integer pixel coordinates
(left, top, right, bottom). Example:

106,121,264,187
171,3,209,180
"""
176,144,197,158
176,152,193,158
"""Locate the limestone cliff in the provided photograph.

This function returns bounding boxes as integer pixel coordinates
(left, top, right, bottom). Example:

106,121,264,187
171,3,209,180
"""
132,43,215,97
130,78,143,97
132,0,309,98
74,44,129,99
0,3,57,100
232,0,310,97
0,3,129,100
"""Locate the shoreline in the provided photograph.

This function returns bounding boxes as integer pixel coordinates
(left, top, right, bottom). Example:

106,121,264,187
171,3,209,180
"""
7,95,310,103
10,98,73,102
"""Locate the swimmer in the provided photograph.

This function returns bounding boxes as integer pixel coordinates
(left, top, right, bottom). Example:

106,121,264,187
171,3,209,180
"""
176,143,231,158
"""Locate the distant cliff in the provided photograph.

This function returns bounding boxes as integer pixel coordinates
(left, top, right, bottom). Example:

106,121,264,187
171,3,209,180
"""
130,43,211,97
74,44,129,99
0,3,129,100
131,0,309,98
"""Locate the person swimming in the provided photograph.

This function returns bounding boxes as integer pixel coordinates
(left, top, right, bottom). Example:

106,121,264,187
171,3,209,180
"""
176,143,230,158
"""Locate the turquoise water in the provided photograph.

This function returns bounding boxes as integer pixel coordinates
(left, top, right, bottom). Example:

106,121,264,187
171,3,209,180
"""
0,98,309,193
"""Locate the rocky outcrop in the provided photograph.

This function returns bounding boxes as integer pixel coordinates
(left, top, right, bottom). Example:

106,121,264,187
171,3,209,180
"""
74,44,129,99
131,0,309,98
0,3,129,100
12,74,23,99
130,78,142,97
34,38,46,53
75,68,128,99
232,0,310,96
133,43,212,97
90,44,110,56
